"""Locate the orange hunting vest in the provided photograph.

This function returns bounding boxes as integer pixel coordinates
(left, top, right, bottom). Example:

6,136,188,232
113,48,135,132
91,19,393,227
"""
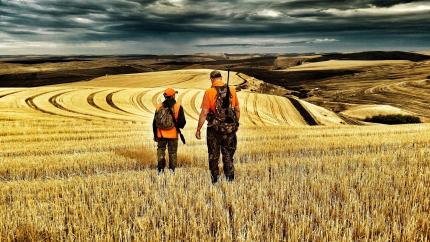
200,80,239,113
156,103,180,139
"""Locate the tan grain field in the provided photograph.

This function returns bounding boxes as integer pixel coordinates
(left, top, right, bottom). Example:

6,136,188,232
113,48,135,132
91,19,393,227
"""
0,70,428,241
285,60,411,71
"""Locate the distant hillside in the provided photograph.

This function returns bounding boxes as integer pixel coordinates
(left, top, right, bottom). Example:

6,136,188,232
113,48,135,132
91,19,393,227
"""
0,66,150,87
307,51,430,62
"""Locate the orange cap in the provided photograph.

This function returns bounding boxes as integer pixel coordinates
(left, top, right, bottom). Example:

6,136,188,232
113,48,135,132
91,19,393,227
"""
164,88,178,97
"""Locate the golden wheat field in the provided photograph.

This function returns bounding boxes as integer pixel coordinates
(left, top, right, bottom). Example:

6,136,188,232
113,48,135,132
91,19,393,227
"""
0,69,429,241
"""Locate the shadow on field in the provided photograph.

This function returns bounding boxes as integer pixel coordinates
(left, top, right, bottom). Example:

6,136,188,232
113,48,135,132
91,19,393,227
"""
12,223,60,242
114,146,205,169
114,146,157,169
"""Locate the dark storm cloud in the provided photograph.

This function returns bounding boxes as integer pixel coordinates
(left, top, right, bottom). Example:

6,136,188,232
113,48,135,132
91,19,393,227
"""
363,0,418,7
195,38,338,48
277,0,423,9
0,0,429,54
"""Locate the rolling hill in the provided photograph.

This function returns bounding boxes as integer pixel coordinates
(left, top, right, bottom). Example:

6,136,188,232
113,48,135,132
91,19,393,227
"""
0,69,345,127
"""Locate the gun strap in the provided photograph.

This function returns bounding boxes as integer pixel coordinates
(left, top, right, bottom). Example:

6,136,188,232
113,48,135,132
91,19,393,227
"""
167,106,181,135
169,107,186,144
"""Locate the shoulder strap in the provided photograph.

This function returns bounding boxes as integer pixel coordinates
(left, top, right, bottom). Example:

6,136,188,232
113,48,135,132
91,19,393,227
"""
214,85,228,98
156,103,162,111
168,104,182,131
168,106,186,144
173,103,180,117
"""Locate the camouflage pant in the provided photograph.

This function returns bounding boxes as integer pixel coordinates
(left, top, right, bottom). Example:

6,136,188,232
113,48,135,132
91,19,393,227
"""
207,127,237,182
157,138,178,172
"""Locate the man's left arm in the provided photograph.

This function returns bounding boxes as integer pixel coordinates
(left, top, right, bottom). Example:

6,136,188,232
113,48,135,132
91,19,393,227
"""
235,105,241,122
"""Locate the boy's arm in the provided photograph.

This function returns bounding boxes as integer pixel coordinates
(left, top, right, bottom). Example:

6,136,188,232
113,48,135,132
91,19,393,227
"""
177,106,186,129
152,113,158,141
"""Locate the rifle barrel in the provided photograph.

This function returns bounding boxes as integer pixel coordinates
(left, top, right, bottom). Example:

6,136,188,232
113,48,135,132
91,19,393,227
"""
225,68,231,109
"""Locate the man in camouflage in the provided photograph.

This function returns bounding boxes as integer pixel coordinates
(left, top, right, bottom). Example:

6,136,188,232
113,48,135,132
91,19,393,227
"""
195,70,240,183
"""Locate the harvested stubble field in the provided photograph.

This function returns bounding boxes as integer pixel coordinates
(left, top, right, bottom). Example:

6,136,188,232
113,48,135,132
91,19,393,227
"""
0,69,429,241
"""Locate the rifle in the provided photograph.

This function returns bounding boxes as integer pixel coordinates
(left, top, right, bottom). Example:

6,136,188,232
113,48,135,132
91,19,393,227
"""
222,66,231,110
222,66,238,125
168,107,186,144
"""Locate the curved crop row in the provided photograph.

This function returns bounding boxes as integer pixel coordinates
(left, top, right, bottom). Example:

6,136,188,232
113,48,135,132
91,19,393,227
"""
1,86,343,127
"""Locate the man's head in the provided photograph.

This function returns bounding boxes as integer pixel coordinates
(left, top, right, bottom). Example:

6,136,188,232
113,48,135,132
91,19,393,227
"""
210,70,222,82
163,88,177,99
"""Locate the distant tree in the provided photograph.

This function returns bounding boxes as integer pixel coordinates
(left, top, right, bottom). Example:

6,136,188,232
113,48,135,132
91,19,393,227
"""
364,114,421,125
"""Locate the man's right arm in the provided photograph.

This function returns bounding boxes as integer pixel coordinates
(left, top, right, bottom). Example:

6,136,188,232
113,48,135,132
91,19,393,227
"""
197,108,209,130
196,90,210,140
196,108,209,140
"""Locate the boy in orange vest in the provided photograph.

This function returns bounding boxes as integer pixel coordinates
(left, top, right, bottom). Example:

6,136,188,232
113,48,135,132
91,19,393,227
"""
153,88,186,172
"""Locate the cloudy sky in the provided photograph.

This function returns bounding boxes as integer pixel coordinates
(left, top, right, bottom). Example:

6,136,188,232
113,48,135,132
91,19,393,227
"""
0,0,429,55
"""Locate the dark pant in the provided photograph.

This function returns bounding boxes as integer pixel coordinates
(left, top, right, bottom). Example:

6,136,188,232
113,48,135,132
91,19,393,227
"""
207,127,237,183
157,138,178,172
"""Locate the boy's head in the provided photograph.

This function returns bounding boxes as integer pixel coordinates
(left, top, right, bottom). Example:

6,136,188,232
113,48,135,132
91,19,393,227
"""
163,88,177,99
